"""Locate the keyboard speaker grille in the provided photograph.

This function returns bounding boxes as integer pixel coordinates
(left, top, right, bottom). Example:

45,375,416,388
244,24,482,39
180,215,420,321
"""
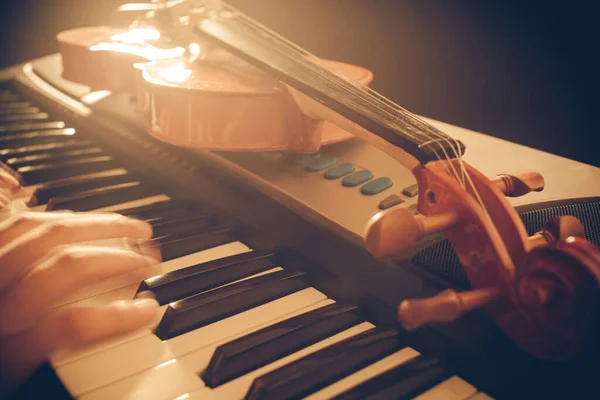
411,197,600,287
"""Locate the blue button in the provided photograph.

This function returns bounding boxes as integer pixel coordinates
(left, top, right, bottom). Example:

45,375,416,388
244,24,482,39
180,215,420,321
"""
402,183,419,197
292,152,320,165
361,177,393,195
378,194,404,209
324,162,355,179
306,155,337,172
342,170,373,187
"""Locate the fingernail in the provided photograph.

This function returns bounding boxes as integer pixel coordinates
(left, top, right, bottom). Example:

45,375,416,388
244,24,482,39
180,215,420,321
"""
118,216,153,238
0,173,20,189
131,298,160,311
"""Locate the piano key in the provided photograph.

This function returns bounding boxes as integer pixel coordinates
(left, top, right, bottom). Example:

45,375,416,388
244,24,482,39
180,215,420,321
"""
413,376,478,400
17,156,118,185
180,323,375,400
155,270,309,340
152,215,216,239
203,303,363,387
5,147,105,169
0,120,66,134
0,139,93,162
78,359,205,400
0,106,40,115
0,92,20,102
328,354,448,400
92,193,171,213
51,241,252,366
245,327,405,400
56,289,329,397
28,170,136,206
0,128,76,147
305,348,420,400
0,112,49,123
118,200,205,223
137,250,276,305
0,101,31,109
46,182,159,211
159,227,234,261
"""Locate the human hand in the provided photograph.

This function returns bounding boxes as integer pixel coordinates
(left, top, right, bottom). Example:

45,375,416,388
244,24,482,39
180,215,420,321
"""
0,211,161,393
0,169,21,209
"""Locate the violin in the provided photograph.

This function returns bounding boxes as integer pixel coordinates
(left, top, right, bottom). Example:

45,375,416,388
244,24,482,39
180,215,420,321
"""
56,8,374,153
143,1,597,361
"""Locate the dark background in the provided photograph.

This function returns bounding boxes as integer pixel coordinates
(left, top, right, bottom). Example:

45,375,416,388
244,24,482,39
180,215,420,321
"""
1,0,597,167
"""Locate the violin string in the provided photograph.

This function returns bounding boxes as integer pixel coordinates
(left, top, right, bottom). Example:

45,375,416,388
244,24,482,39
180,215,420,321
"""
199,2,490,217
225,6,465,185
225,4,493,215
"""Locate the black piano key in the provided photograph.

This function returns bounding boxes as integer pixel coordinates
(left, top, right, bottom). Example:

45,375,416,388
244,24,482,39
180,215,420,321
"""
0,106,40,116
0,128,76,147
0,121,66,134
46,182,159,211
136,250,276,305
332,355,449,400
155,270,308,340
0,140,93,162
160,228,234,261
0,112,49,123
152,215,216,238
204,303,363,388
0,92,19,102
245,328,404,400
5,147,105,169
0,101,31,109
17,156,118,186
117,201,201,222
29,170,135,206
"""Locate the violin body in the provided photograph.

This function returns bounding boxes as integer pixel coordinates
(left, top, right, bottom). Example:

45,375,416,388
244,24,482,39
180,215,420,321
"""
137,58,372,152
57,26,374,153
57,26,149,92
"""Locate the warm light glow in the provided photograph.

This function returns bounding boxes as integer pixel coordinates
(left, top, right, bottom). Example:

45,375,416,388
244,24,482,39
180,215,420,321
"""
64,128,76,135
153,62,193,83
189,42,201,57
111,28,161,44
91,42,186,61
81,90,112,104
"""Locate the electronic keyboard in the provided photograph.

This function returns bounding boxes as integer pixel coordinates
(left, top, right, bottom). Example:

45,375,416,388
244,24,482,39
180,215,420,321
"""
1,54,599,399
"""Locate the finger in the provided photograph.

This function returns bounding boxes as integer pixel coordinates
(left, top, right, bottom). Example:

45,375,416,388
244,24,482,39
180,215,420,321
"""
0,211,150,244
0,192,9,209
0,246,158,335
0,298,159,393
0,214,152,292
0,169,20,190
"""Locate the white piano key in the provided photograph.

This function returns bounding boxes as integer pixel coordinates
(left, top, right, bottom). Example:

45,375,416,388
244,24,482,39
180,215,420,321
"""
56,286,326,396
177,322,376,400
51,242,251,366
94,194,171,213
78,359,204,400
304,347,421,400
414,376,478,400
7,168,129,207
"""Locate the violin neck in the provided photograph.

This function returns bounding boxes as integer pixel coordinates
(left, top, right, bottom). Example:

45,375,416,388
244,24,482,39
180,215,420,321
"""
193,3,465,167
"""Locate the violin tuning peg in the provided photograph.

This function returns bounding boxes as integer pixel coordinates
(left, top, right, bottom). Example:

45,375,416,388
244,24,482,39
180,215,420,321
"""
529,215,586,248
492,172,544,197
364,207,459,258
398,287,501,331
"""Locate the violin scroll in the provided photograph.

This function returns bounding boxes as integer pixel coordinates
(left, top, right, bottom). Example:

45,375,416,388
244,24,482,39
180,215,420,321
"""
516,236,600,359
